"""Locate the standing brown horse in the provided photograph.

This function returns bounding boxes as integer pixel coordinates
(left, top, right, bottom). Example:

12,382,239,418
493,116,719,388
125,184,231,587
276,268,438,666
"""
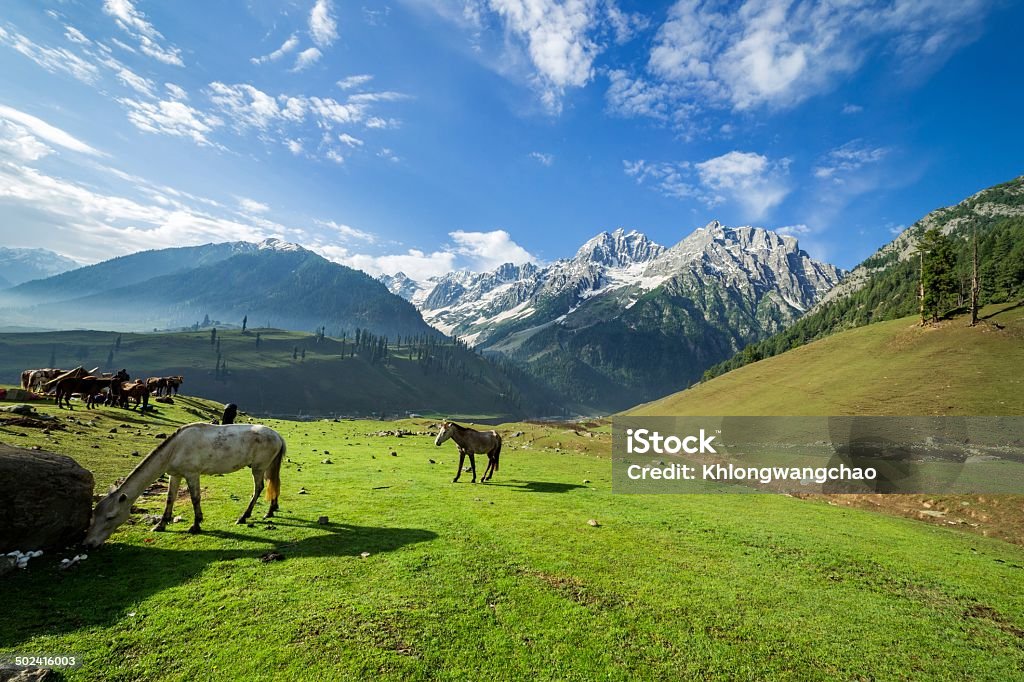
53,369,129,409
435,421,502,483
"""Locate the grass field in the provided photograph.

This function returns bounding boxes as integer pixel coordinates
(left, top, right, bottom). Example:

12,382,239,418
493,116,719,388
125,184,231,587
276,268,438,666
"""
2,395,1023,680
626,304,1024,417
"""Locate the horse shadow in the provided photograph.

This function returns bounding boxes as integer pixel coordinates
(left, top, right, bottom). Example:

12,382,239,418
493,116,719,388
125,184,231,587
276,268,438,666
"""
0,519,437,647
486,480,589,494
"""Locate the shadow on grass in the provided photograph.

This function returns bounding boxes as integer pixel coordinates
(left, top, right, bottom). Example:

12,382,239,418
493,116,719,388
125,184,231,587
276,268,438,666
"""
0,518,437,646
486,480,588,494
981,300,1023,320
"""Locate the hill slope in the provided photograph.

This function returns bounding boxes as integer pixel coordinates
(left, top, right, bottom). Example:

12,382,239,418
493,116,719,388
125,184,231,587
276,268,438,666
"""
700,175,1024,383
626,304,1024,416
0,327,561,419
0,246,79,287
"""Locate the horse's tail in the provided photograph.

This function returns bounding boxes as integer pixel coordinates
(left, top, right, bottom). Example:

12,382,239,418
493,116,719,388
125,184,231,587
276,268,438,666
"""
492,435,502,472
265,438,285,501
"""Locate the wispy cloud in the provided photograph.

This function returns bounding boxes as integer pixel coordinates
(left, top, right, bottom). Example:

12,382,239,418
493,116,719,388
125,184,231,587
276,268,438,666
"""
0,104,102,156
118,97,223,146
292,47,322,72
237,197,270,214
0,26,101,85
609,0,995,130
625,150,791,219
529,151,554,166
102,0,184,66
315,219,375,242
695,151,791,219
814,140,889,182
337,74,373,90
309,0,339,48
250,34,300,65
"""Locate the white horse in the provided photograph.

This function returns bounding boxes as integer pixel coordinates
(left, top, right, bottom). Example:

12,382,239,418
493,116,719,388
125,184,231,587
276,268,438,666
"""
83,423,287,547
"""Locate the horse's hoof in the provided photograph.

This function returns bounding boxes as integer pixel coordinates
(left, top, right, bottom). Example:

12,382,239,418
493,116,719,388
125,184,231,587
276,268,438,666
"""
263,512,275,519
452,478,460,483
235,518,247,525
187,525,201,535
151,524,166,532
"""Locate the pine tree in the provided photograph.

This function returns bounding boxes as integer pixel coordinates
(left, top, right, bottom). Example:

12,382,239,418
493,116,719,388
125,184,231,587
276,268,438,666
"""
242,315,248,333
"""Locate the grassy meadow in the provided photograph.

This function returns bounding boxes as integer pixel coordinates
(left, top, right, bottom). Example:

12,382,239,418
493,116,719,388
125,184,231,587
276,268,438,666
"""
1,393,1023,680
0,328,547,421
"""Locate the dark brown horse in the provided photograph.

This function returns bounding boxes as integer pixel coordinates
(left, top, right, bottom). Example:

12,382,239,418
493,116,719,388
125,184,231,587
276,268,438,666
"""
54,369,129,409
435,421,502,483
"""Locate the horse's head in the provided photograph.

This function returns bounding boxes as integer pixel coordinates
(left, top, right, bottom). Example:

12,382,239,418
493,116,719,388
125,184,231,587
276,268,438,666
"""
115,369,130,381
435,421,455,446
82,488,132,548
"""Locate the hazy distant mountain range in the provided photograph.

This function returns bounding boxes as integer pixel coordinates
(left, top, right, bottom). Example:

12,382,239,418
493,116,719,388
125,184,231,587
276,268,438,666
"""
383,222,843,410
0,239,436,338
0,247,80,288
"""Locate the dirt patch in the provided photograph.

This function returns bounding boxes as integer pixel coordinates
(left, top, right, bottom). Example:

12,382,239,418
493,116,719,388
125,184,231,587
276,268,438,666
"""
795,493,1024,547
963,603,1024,639
528,570,621,610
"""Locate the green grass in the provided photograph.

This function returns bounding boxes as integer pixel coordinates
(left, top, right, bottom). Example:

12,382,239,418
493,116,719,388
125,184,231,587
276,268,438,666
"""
626,304,1024,417
0,328,552,420
1,397,1023,680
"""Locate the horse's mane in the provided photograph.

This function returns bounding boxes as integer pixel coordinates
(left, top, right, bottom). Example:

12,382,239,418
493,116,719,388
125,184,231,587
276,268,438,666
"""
115,422,203,489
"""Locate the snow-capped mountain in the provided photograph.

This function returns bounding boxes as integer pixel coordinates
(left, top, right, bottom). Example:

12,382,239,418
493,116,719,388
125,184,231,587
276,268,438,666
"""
0,247,80,287
381,222,843,411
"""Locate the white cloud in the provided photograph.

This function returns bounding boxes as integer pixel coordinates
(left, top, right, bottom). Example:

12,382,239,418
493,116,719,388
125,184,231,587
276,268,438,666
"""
337,74,374,90
118,97,222,146
315,219,375,242
0,105,101,156
490,0,602,113
0,26,101,85
286,139,304,155
623,159,694,199
335,228,536,281
292,47,322,71
337,133,363,147
342,248,458,281
0,159,275,263
450,229,534,270
695,151,790,219
842,103,863,114
611,0,995,126
237,197,270,214
207,82,286,130
814,141,889,181
165,82,188,100
250,34,300,65
63,26,91,45
102,0,184,66
107,61,156,97
776,223,811,236
310,0,339,48
529,151,554,166
0,120,53,162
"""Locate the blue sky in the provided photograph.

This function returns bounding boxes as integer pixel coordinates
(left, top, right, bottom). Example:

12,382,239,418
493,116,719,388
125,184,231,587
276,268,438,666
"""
0,0,1021,279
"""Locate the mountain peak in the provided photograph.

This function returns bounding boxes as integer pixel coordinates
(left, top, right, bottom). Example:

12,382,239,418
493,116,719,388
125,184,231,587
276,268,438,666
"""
257,237,305,253
574,228,664,266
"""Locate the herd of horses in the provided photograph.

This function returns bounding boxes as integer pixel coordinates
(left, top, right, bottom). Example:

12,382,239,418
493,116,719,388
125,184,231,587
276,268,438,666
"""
83,418,502,546
19,366,185,411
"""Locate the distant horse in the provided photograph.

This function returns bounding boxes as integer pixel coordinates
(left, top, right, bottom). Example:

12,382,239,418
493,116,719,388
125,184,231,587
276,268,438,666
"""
26,367,67,392
53,369,129,409
167,375,184,395
435,421,502,483
121,380,150,411
83,423,287,547
146,376,167,395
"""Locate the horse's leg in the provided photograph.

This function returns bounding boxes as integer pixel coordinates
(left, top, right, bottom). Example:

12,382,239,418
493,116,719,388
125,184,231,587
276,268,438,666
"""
237,467,264,524
468,452,477,483
482,454,494,482
153,476,180,532
452,449,466,483
185,475,203,534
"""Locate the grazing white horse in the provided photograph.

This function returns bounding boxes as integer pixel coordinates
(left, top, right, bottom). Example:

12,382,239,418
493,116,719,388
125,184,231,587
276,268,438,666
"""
83,423,287,547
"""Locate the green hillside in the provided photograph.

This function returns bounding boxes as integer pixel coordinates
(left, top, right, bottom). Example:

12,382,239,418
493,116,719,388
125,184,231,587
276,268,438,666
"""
701,176,1024,383
2,401,1024,679
626,304,1024,416
0,328,560,420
